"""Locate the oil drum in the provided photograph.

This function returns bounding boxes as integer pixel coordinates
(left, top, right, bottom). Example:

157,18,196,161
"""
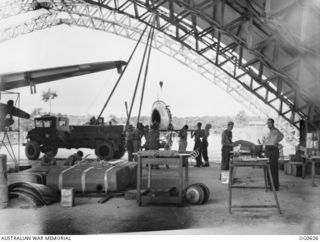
0,154,8,208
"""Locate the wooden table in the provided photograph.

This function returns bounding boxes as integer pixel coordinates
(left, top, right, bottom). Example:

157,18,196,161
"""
228,156,281,214
136,154,190,206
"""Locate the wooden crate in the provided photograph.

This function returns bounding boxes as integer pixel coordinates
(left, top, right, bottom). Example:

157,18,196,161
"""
291,164,302,177
284,161,292,175
60,188,75,207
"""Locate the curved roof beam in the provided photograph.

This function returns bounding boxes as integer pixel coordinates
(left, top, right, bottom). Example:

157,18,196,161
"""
0,2,298,142
1,1,318,126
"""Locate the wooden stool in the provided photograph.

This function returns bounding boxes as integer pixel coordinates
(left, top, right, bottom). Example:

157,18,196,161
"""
228,157,281,214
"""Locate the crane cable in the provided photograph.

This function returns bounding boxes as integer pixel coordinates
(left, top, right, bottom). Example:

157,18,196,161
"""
137,19,155,124
125,16,155,130
96,16,152,122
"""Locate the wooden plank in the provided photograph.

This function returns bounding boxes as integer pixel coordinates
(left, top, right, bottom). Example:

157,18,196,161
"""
141,196,180,204
231,186,269,189
232,205,277,208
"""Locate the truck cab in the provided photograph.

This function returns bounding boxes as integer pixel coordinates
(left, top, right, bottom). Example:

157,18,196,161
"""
25,115,70,160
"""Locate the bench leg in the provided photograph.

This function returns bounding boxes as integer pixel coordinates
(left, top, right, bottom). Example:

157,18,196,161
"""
263,167,268,192
267,164,281,214
228,166,233,214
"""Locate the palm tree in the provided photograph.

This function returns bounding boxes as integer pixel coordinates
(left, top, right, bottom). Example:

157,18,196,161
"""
41,88,58,114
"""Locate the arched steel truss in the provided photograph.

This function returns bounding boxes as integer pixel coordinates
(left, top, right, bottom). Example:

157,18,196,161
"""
0,0,298,141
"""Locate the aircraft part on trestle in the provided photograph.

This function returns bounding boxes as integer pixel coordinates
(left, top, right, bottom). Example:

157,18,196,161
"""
150,100,172,130
0,100,30,131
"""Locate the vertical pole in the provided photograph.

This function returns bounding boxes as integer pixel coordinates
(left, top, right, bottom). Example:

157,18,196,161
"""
147,160,152,189
185,156,189,188
228,164,233,214
311,159,316,187
263,167,268,192
179,156,184,204
17,93,20,169
0,154,8,209
137,155,142,206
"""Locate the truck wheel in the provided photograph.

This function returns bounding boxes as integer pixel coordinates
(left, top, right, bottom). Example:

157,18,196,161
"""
113,145,126,159
95,142,114,161
25,140,41,160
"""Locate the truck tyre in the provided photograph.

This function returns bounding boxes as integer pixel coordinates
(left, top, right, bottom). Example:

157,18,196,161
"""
113,145,126,159
25,140,41,160
95,142,114,161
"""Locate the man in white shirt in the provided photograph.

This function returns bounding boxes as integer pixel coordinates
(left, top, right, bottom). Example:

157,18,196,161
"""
263,118,284,191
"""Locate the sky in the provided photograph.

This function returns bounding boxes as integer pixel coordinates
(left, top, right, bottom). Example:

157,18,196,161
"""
0,25,253,118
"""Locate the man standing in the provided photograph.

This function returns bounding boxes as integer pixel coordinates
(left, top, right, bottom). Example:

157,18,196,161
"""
202,124,212,167
221,121,234,171
178,125,189,152
263,118,284,191
133,122,144,156
147,122,160,169
191,122,204,167
126,125,134,161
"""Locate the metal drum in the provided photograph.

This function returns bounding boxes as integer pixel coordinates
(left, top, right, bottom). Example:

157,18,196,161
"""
0,154,8,208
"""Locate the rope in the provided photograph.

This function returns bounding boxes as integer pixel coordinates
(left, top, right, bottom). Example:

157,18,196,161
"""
96,16,151,122
137,18,155,124
125,16,155,130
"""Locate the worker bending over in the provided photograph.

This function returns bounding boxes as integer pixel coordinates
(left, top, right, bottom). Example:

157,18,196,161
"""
64,150,84,166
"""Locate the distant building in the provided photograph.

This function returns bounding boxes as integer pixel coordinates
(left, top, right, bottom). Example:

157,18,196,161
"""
248,121,265,127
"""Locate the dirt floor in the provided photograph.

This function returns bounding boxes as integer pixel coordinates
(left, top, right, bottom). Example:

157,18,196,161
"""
0,162,319,235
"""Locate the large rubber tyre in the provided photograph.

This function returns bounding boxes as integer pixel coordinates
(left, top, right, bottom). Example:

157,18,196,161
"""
25,140,41,160
95,142,114,161
113,145,126,159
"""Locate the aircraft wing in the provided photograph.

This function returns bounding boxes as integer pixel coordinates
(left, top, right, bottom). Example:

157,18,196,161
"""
0,60,127,91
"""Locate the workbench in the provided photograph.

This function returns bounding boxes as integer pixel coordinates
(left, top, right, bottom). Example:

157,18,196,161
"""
136,152,190,206
228,155,281,214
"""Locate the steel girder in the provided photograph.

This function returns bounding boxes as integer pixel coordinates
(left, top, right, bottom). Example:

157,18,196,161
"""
0,8,271,117
79,0,320,128
0,0,298,142
0,1,317,129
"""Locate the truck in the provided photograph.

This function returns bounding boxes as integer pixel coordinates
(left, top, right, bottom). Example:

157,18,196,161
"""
24,115,125,161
